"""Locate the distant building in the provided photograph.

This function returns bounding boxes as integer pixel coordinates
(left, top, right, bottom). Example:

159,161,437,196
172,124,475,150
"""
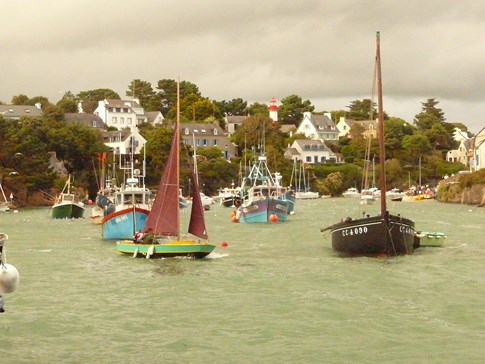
102,128,146,155
94,98,150,130
268,97,278,122
284,139,339,164
64,113,105,129
469,126,485,171
0,104,43,120
146,111,164,125
446,127,470,166
180,123,238,160
224,115,248,135
295,112,339,142
336,117,377,139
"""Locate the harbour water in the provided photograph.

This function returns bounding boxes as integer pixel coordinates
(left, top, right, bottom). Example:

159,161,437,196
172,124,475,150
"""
1,198,484,363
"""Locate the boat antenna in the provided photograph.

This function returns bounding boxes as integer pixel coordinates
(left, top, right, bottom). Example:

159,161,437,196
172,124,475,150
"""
376,31,387,215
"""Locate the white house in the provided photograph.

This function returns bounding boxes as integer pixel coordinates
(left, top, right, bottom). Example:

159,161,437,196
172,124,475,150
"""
94,98,148,130
284,139,339,164
445,127,469,166
295,112,339,142
336,117,377,139
102,128,147,155
446,139,468,166
146,111,164,125
470,126,485,171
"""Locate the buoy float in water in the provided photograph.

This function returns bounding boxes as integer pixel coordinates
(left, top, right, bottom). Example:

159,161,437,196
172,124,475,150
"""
269,214,278,223
221,241,229,248
0,264,20,294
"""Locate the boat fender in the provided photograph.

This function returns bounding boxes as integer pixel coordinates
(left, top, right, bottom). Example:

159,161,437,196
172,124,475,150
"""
146,245,155,259
0,263,20,294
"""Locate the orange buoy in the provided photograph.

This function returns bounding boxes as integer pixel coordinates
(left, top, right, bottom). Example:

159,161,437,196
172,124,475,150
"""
230,211,236,218
269,214,278,223
231,215,239,223
221,241,229,248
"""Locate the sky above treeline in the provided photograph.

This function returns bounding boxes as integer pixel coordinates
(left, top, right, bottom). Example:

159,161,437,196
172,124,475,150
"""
1,0,484,132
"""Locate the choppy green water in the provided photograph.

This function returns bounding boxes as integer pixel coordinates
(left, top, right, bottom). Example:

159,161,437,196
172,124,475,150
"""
1,199,484,363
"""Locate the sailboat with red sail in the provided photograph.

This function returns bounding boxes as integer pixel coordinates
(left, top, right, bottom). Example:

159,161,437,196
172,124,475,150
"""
321,32,417,256
116,81,215,259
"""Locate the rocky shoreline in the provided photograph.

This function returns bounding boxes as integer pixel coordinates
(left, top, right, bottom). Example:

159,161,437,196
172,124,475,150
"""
437,174,485,207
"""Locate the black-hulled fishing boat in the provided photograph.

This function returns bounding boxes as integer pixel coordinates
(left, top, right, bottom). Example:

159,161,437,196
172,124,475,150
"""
321,32,417,257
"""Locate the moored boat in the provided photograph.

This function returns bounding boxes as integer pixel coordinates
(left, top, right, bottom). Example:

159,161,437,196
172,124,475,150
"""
416,231,446,247
116,81,215,259
342,187,360,198
235,155,291,223
101,138,151,240
51,175,85,219
321,32,416,257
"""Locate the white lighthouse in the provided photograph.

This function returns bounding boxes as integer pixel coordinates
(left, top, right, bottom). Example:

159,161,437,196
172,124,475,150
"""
268,97,278,122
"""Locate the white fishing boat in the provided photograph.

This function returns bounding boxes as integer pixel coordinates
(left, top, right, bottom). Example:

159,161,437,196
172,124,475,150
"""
342,187,360,198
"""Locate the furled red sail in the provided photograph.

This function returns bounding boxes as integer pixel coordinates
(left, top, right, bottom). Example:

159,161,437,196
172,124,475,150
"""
188,171,208,240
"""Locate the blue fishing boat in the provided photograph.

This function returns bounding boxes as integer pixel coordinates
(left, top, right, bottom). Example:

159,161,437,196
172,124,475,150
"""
102,138,151,240
235,155,291,223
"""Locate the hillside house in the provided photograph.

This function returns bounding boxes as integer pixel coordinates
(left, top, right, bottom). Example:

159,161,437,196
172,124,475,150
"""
469,126,485,171
284,139,339,164
102,128,146,155
0,104,43,120
295,112,339,143
181,123,238,160
64,113,105,129
336,117,378,139
94,98,149,130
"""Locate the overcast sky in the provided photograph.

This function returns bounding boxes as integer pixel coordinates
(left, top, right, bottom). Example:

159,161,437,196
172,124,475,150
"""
2,0,484,132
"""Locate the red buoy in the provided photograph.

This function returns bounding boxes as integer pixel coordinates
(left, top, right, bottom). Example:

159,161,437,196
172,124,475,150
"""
231,215,239,223
221,241,229,248
269,214,278,223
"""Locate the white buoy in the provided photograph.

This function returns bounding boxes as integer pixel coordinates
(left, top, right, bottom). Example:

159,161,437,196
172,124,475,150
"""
0,263,20,294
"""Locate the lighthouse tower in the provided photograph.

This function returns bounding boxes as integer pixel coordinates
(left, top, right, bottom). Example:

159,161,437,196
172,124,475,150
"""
268,97,279,122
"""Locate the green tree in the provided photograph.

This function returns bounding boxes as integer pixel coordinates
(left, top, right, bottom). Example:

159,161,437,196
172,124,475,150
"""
77,89,120,113
402,134,432,161
247,102,268,116
213,98,248,116
56,91,78,113
278,95,314,125
126,79,157,111
156,79,201,116
11,94,29,105
384,117,414,158
347,99,377,120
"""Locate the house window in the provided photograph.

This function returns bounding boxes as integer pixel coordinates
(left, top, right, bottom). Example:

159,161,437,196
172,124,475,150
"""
321,156,326,163
214,129,218,135
196,139,200,146
306,156,311,163
184,128,189,135
120,117,124,124
128,118,132,124
112,117,117,123
213,139,219,146
202,139,208,146
92,120,96,127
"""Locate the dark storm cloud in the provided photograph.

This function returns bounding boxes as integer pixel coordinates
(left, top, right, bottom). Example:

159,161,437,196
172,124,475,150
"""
1,0,484,130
